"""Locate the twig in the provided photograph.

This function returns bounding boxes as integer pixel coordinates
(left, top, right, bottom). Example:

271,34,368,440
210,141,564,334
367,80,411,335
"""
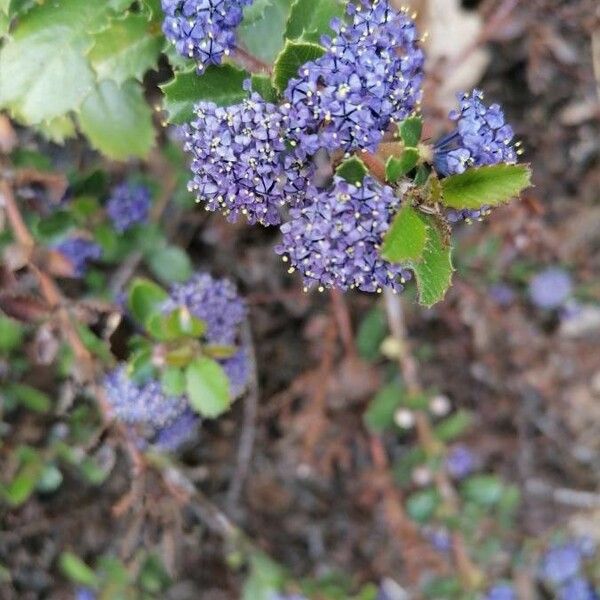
383,288,482,589
226,322,259,512
231,46,272,74
329,288,357,358
361,152,387,182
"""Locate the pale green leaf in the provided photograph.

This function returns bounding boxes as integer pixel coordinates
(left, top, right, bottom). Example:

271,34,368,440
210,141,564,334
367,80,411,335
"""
335,156,368,185
441,164,532,209
399,116,423,147
88,13,163,84
78,80,155,160
185,357,230,419
146,245,193,284
160,65,248,124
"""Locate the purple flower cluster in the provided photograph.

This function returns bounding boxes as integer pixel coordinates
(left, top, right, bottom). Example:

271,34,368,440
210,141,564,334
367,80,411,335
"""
161,0,252,72
106,183,151,233
284,0,424,155
105,273,250,450
434,90,517,178
445,445,476,479
55,237,102,277
539,540,598,599
276,176,411,293
183,94,314,225
483,584,515,600
528,267,573,310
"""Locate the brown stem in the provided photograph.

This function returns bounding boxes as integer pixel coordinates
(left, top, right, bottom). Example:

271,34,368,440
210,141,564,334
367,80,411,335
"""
0,179,34,249
383,288,482,589
231,46,272,74
360,152,387,183
329,288,357,358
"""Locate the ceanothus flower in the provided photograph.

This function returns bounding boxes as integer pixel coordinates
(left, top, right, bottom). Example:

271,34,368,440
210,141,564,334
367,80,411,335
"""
154,408,199,451
54,237,102,277
106,183,151,232
184,94,314,226
528,267,573,310
284,0,424,155
445,445,476,479
558,578,599,600
483,584,515,600
161,0,253,72
434,90,517,177
276,176,412,294
539,542,582,585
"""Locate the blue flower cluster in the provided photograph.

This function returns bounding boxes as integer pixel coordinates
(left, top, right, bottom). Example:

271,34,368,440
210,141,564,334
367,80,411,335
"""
483,584,515,600
435,90,517,223
276,176,412,293
162,0,253,72
104,273,250,451
445,444,476,480
284,0,424,155
106,183,151,233
184,94,315,225
435,90,517,177
55,237,102,277
528,267,573,310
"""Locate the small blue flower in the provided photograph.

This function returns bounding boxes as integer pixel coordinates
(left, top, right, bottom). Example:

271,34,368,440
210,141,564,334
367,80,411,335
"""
539,543,582,586
75,588,96,600
558,577,599,600
55,237,102,277
106,183,151,233
483,584,515,600
446,445,476,479
276,176,412,294
528,267,573,310
154,408,199,451
161,0,253,72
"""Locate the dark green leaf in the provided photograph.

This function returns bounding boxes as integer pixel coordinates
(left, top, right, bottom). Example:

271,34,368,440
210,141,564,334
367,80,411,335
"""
160,64,248,124
399,116,423,148
59,552,99,588
78,80,155,160
335,156,368,185
410,216,454,307
407,488,440,523
146,245,193,284
2,447,42,506
35,210,75,239
127,347,155,383
285,0,344,43
251,74,279,103
385,149,419,182
273,40,325,93
127,278,169,326
7,383,51,412
440,164,532,209
413,164,429,187
185,357,230,418
382,204,429,263
356,308,387,362
363,383,404,433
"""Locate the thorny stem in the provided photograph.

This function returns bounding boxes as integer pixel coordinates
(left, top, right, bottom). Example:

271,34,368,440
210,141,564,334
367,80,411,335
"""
383,288,483,589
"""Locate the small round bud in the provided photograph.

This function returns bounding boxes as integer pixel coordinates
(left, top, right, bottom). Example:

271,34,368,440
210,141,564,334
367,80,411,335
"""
394,408,415,429
380,336,402,359
429,394,451,416
412,466,432,486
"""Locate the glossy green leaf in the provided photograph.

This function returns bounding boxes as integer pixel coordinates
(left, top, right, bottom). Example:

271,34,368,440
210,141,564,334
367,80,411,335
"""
381,204,429,263
410,216,454,307
127,278,169,326
335,156,368,185
160,367,186,396
356,308,387,362
78,80,155,160
185,357,230,419
285,0,344,43
0,315,23,352
440,164,532,209
385,148,419,182
251,74,279,103
399,116,423,148
88,13,163,85
160,64,248,124
460,475,505,507
146,245,193,284
434,410,472,442
6,383,51,412
273,40,325,93
363,383,404,433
